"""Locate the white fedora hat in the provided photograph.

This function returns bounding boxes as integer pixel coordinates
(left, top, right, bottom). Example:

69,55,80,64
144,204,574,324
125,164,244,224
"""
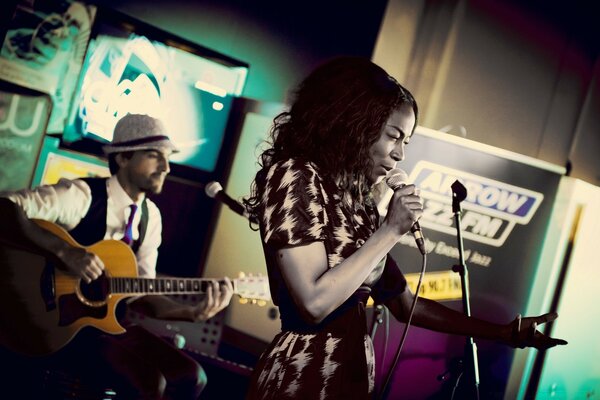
102,114,179,154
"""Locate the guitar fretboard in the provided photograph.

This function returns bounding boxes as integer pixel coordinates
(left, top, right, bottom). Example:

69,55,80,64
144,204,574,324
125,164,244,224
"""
110,278,209,295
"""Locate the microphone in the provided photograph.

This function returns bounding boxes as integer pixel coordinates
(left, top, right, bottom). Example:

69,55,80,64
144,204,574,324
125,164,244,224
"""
205,181,248,219
385,169,426,255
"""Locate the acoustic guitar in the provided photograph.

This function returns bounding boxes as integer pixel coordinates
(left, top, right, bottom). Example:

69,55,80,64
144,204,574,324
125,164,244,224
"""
0,219,270,356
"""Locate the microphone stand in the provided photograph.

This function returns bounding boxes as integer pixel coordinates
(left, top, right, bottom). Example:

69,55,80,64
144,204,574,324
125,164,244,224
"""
450,180,480,400
370,304,384,339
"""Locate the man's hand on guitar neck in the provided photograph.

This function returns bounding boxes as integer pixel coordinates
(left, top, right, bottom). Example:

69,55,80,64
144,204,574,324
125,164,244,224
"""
192,278,235,321
129,278,234,323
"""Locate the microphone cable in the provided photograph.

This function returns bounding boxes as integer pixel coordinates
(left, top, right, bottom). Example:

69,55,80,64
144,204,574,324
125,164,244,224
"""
378,251,427,400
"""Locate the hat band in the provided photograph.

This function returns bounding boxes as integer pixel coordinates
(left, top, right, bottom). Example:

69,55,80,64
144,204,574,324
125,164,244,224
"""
111,135,171,147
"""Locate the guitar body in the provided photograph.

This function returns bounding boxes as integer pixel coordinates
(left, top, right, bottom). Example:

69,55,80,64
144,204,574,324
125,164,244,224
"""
0,219,137,356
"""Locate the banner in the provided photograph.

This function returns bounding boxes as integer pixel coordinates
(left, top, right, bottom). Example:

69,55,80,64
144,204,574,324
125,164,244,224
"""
379,126,564,399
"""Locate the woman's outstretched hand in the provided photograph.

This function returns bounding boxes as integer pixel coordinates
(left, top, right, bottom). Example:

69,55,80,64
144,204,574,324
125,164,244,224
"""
506,312,568,350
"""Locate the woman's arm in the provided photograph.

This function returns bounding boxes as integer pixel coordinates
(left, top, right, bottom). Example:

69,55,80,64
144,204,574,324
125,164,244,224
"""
276,226,397,324
276,184,422,324
385,289,567,350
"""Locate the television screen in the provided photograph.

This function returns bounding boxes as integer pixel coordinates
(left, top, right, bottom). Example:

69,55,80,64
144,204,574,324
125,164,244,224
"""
63,7,248,174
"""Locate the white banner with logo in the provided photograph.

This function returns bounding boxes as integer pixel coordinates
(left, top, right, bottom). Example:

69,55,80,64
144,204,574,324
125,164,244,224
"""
378,126,564,399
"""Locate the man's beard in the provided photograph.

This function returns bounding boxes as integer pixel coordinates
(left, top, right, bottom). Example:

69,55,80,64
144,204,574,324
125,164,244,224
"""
142,175,165,195
144,186,163,195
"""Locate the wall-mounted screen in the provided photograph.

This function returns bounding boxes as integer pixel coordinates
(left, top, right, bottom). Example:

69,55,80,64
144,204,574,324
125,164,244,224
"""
63,7,248,174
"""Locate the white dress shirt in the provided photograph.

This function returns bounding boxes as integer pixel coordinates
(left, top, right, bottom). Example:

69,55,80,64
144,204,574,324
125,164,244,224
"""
2,175,162,278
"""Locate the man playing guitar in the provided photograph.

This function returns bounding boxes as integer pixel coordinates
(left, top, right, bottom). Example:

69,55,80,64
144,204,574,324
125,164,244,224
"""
0,113,234,399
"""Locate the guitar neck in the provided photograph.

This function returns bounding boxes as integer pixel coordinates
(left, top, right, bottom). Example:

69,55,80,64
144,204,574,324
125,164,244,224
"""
110,277,225,296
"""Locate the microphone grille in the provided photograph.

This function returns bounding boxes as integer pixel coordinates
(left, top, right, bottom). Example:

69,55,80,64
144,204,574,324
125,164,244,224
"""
385,169,409,190
205,181,223,198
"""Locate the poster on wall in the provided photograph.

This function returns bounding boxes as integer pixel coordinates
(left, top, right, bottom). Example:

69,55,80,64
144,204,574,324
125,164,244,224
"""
0,0,96,133
31,135,109,187
0,87,51,191
378,126,565,399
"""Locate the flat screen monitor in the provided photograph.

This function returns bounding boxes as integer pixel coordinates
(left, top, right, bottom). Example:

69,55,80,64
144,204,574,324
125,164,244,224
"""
63,7,248,174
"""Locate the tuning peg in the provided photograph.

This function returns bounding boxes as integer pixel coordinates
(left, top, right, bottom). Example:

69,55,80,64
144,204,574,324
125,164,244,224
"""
257,300,267,307
238,272,246,278
239,298,248,304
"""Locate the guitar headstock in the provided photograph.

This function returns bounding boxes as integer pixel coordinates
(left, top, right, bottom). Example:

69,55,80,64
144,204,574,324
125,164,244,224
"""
233,272,271,306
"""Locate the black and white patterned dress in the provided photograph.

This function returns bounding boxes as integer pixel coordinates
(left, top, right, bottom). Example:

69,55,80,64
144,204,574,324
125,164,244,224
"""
246,159,407,400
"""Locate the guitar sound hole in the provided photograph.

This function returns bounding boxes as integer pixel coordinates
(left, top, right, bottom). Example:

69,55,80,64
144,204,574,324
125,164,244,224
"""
79,272,109,302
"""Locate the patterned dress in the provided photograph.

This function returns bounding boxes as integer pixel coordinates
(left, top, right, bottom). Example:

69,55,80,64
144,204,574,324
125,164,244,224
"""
246,159,407,400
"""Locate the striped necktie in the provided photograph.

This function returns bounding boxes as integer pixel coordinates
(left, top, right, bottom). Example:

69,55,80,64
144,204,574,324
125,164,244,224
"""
122,204,138,246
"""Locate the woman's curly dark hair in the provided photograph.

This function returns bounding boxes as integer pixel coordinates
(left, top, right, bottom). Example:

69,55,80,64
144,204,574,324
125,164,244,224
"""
244,56,418,229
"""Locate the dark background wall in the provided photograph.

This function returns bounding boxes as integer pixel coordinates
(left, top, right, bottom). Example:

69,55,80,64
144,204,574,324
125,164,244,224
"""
375,0,599,186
